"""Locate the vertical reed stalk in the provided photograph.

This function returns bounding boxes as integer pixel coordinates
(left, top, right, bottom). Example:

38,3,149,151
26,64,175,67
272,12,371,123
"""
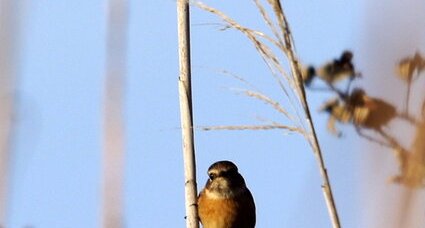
102,1,127,227
177,1,199,227
0,0,17,226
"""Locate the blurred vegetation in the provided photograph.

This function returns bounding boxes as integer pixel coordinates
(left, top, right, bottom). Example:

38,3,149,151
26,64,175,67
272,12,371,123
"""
304,50,425,187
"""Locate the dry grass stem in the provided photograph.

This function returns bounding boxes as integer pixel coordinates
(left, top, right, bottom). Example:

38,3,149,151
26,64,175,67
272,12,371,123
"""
196,2,283,51
195,0,341,226
199,124,304,134
264,1,341,226
253,0,284,49
234,89,294,121
197,67,260,90
194,2,292,85
194,1,305,128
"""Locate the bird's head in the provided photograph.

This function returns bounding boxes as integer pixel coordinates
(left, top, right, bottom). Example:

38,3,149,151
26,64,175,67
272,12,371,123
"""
204,160,247,199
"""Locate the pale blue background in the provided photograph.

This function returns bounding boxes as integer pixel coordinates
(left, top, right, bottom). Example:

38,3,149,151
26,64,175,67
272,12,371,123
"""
6,0,368,227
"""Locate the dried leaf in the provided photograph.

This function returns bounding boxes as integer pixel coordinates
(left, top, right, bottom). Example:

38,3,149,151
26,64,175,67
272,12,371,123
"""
320,98,352,123
326,116,340,136
407,123,425,186
316,50,358,84
348,89,396,130
332,105,352,123
320,98,351,135
396,51,425,81
351,106,369,125
320,89,396,136
319,97,339,112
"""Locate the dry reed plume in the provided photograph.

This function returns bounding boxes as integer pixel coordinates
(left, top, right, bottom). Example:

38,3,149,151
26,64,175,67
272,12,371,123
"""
194,0,341,227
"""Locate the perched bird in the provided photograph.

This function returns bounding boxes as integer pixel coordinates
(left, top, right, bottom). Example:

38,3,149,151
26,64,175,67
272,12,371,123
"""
198,161,256,228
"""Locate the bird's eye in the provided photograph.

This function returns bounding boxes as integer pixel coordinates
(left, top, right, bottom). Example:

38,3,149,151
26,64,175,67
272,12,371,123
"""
208,173,216,180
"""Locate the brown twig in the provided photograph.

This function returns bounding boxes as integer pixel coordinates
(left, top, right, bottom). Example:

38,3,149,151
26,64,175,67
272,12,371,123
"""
355,127,393,149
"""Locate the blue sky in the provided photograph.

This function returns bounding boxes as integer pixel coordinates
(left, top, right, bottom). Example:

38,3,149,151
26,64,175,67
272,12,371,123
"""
6,0,423,227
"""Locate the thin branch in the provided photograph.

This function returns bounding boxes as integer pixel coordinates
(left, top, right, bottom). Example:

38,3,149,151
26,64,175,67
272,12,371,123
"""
355,127,393,149
377,128,407,152
405,78,412,115
195,66,260,91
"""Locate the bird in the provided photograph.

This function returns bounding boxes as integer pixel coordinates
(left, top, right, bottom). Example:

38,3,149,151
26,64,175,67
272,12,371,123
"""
198,160,256,228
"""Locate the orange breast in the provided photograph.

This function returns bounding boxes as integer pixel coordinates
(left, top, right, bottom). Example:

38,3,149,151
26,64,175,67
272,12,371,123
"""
198,194,239,228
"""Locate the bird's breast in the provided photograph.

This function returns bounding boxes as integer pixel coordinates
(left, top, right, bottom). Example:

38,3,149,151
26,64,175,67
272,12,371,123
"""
198,194,240,228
